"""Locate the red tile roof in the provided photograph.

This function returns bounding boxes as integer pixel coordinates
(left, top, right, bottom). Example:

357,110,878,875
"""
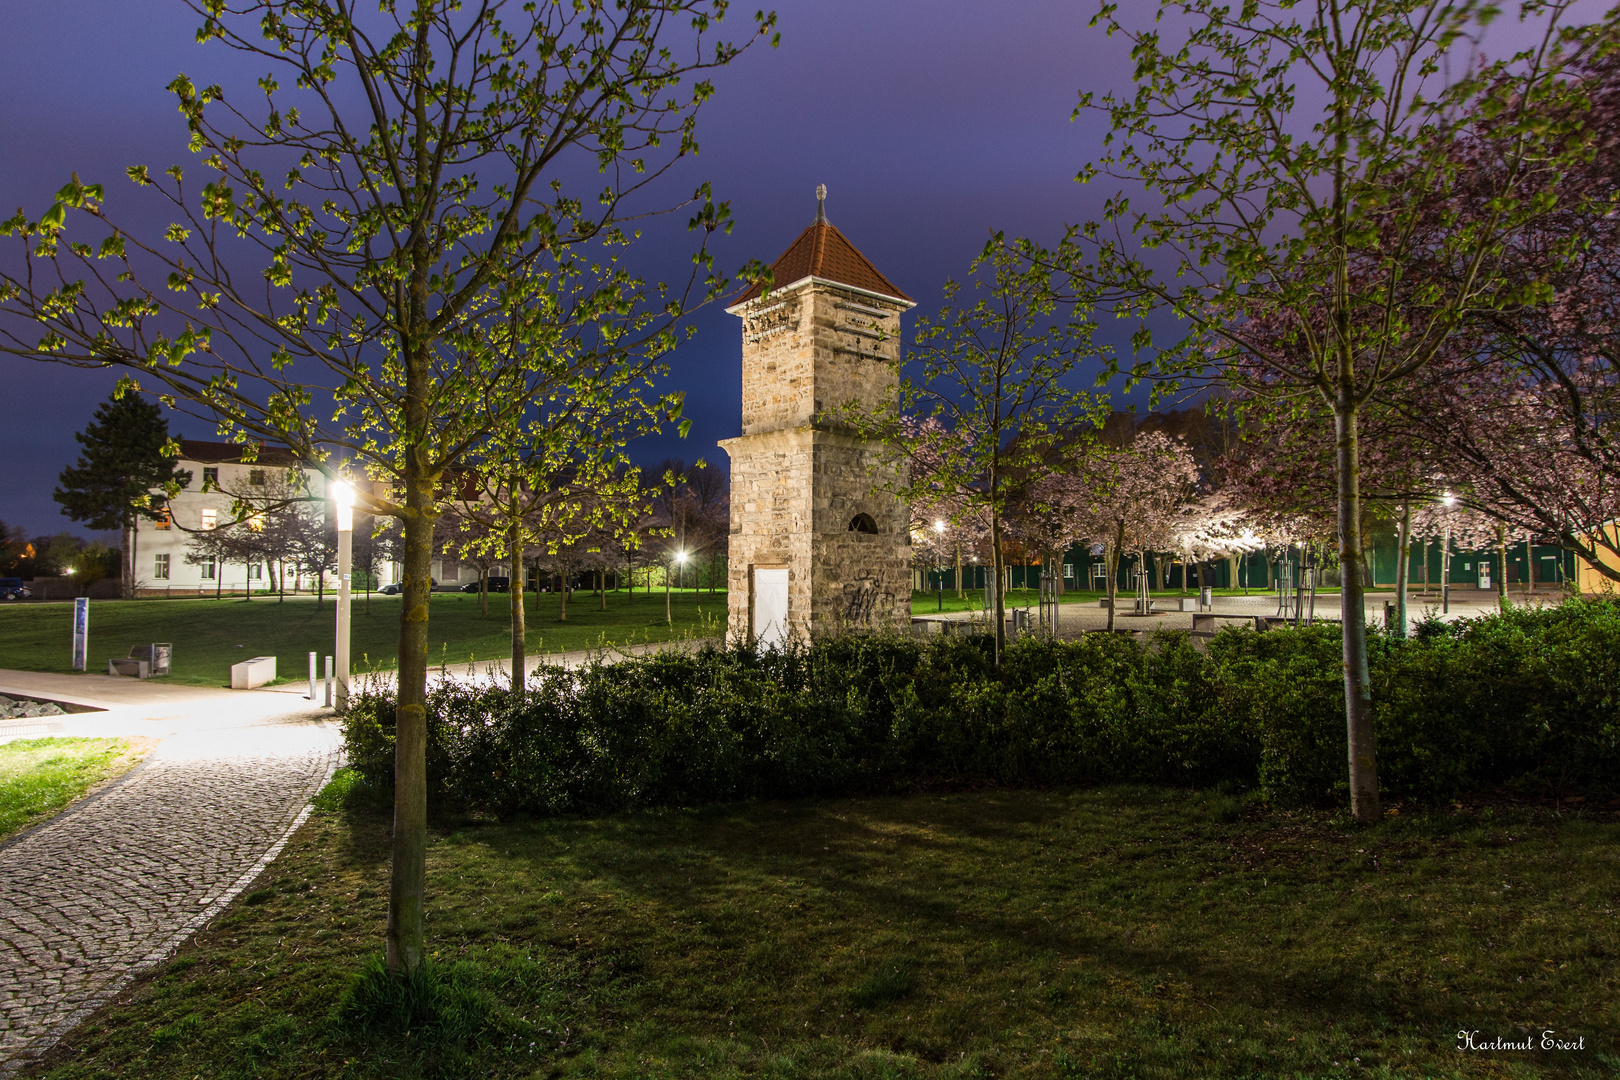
733,219,912,305
179,439,303,467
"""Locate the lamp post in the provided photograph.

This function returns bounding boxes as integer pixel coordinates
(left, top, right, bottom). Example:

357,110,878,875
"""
934,520,946,612
331,478,354,711
1441,492,1456,615
667,550,686,625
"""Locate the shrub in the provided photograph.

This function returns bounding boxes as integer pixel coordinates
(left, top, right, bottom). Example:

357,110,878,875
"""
342,600,1620,815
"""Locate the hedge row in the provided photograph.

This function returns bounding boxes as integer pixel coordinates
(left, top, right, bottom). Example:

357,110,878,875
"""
342,599,1620,816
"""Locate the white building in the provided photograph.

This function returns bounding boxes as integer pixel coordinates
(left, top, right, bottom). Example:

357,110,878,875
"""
133,440,399,596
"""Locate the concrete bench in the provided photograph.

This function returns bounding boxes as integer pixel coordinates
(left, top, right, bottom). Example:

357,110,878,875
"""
108,642,173,679
230,655,277,689
1191,613,1260,635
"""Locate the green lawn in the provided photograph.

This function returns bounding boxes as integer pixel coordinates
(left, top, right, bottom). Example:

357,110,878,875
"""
0,736,147,839
26,785,1617,1079
0,589,726,687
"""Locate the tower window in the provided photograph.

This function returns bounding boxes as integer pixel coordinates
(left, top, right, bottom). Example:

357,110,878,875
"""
849,513,878,534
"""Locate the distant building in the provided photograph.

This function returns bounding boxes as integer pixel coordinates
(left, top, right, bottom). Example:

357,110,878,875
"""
132,440,401,596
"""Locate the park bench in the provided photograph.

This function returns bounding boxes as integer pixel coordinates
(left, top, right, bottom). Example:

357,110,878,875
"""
1191,612,1259,633
107,642,172,679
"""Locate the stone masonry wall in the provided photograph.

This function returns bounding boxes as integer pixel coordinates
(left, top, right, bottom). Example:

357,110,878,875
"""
724,279,911,644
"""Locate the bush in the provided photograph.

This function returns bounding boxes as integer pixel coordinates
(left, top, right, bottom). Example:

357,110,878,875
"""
343,600,1620,815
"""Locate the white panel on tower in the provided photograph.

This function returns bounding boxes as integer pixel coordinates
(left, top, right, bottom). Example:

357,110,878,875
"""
752,567,789,650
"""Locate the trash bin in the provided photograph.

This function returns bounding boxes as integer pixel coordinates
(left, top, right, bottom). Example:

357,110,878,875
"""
1199,586,1213,610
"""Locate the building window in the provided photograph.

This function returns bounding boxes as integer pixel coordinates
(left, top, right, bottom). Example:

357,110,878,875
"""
154,554,170,580
153,509,172,531
201,558,217,580
248,513,265,532
202,466,219,489
249,469,266,486
848,513,878,534
200,508,217,531
248,562,263,580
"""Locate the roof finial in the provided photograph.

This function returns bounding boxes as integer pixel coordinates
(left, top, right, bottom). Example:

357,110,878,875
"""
815,183,827,224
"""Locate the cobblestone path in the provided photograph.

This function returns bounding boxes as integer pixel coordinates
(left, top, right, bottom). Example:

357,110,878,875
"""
0,713,339,1074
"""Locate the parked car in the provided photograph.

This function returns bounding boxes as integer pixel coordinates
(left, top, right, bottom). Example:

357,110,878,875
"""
0,578,29,600
378,579,434,596
459,577,510,594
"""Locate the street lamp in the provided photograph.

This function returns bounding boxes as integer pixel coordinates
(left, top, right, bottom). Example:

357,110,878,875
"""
1440,492,1456,615
331,478,354,710
667,549,687,625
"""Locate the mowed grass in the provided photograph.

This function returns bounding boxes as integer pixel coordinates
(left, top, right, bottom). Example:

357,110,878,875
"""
25,785,1618,1079
0,736,148,839
0,589,725,687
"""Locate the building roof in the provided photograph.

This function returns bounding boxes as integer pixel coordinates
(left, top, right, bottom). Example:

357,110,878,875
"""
731,217,912,307
179,439,304,468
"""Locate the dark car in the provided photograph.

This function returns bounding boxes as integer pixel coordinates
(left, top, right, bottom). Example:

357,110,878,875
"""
379,579,434,596
0,578,28,600
458,577,510,593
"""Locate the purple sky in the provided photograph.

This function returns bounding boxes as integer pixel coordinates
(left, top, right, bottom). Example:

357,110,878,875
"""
0,1,1127,536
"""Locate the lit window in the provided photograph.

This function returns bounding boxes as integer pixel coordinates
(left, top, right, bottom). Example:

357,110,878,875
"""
154,554,171,580
154,509,172,531
200,508,217,531
248,513,265,532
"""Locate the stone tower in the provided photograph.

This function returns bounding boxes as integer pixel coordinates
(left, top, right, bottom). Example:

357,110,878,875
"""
719,188,915,646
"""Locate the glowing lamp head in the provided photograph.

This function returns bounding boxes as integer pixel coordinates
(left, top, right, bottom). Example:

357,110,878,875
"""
934,520,945,533
331,478,355,531
1442,491,1456,507
675,550,688,565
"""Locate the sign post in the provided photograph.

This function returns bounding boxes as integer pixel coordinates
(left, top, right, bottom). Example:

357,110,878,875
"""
71,597,88,671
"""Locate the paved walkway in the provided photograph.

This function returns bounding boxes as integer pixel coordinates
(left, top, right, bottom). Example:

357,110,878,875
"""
0,675,340,1075
911,587,1552,638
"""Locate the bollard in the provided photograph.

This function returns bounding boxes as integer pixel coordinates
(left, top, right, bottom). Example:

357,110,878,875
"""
325,655,334,707
308,652,317,701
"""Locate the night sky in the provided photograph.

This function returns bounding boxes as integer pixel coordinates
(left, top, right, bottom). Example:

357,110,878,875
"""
0,0,1131,536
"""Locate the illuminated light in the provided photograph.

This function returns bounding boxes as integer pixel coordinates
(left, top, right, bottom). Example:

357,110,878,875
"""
331,478,354,532
934,520,946,533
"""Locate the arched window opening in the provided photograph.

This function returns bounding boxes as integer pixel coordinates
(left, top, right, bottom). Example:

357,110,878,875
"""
849,513,878,534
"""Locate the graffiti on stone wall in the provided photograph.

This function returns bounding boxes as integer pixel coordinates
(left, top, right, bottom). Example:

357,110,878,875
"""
842,574,896,626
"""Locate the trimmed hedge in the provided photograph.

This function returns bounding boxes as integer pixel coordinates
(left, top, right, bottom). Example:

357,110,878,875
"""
342,599,1620,816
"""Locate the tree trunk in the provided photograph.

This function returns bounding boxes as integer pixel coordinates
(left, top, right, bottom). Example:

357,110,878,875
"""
1395,500,1411,639
990,514,1006,664
316,563,325,609
955,544,964,599
665,560,672,626
121,518,136,599
387,470,434,977
1106,524,1124,632
1498,527,1509,610
215,558,223,600
1334,399,1379,824
1525,537,1535,593
559,566,568,621
509,525,526,696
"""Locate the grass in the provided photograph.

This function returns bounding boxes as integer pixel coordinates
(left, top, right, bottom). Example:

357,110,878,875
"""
0,588,726,687
0,736,148,839
24,783,1618,1079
